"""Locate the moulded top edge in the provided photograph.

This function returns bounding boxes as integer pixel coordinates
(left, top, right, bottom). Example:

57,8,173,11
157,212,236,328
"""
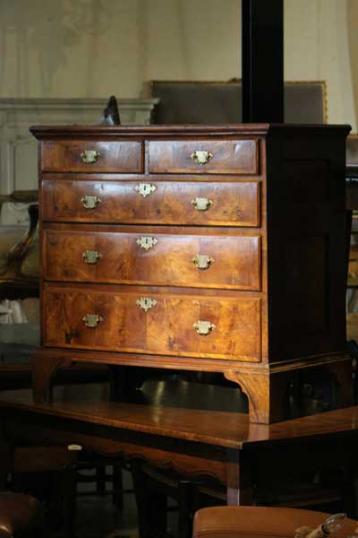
29,123,351,140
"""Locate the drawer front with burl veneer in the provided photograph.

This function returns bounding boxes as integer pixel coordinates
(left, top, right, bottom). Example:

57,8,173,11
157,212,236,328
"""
43,227,261,290
43,284,261,361
42,179,260,227
41,140,143,173
148,139,258,175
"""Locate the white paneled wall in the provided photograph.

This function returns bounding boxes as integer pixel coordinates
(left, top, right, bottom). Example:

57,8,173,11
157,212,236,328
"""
285,0,356,128
0,0,356,129
0,98,157,194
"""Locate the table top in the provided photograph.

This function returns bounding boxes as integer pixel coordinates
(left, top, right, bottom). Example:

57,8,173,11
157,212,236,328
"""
0,388,358,450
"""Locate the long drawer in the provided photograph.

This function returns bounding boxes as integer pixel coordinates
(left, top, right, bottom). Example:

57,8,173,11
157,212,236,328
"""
148,140,258,174
41,141,143,173
43,227,261,290
42,179,260,227
43,284,261,361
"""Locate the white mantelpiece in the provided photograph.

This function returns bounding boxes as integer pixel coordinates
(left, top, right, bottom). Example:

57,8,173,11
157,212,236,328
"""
0,98,158,194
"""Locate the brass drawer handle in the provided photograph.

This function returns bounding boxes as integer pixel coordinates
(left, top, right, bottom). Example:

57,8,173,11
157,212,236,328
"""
82,250,102,264
136,297,157,312
80,149,101,164
135,183,157,198
193,320,215,336
192,254,214,270
81,195,102,209
191,197,212,211
67,444,83,452
82,313,103,328
191,150,213,165
136,236,158,250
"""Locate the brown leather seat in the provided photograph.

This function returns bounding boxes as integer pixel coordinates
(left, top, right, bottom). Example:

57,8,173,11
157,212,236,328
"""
193,507,357,538
0,492,43,537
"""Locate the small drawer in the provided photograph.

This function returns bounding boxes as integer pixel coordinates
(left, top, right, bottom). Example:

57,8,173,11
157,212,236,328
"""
42,179,260,227
43,284,261,362
43,227,261,291
41,140,143,173
148,139,258,175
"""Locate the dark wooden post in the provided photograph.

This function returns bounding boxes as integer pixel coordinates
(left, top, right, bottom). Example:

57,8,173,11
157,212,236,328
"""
242,0,284,122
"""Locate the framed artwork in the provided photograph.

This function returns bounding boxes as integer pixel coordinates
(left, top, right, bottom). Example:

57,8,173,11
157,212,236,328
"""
148,79,328,125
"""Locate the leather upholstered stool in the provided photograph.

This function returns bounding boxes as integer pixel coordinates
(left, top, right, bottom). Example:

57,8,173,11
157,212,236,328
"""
193,507,357,538
0,492,44,537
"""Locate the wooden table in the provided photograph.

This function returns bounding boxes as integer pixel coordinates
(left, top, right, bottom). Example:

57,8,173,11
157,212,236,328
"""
0,388,357,509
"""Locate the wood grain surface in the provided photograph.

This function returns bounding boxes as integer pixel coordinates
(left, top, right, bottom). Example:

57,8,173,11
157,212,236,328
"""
148,139,258,175
43,226,261,290
43,283,261,361
1,389,358,448
30,123,352,423
41,140,143,173
42,179,261,227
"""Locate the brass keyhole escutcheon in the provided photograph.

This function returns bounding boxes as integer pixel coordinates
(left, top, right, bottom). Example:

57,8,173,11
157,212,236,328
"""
81,195,102,209
82,250,102,264
136,297,157,312
135,183,157,198
193,320,215,336
136,236,158,250
191,150,213,165
191,197,213,212
192,254,214,270
82,313,103,328
80,149,101,164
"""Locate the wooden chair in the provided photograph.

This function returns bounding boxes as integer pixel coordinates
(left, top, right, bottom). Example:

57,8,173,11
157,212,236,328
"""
9,445,80,537
0,192,39,301
11,446,124,537
7,385,125,537
193,507,357,538
133,460,353,538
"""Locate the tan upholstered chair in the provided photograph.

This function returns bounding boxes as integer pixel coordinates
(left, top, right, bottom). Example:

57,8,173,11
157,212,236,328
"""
0,492,44,537
193,507,357,538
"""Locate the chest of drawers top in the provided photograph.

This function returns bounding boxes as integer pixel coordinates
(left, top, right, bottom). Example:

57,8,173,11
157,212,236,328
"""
31,123,349,177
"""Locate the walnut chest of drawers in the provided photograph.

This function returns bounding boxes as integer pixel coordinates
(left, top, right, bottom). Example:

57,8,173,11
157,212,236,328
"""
31,124,352,423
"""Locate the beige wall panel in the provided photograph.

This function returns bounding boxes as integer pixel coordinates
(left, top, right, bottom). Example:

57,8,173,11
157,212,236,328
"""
0,0,356,129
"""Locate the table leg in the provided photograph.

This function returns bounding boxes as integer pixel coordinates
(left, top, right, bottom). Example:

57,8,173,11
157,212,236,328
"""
131,461,167,538
178,480,196,538
226,448,253,505
62,464,77,538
